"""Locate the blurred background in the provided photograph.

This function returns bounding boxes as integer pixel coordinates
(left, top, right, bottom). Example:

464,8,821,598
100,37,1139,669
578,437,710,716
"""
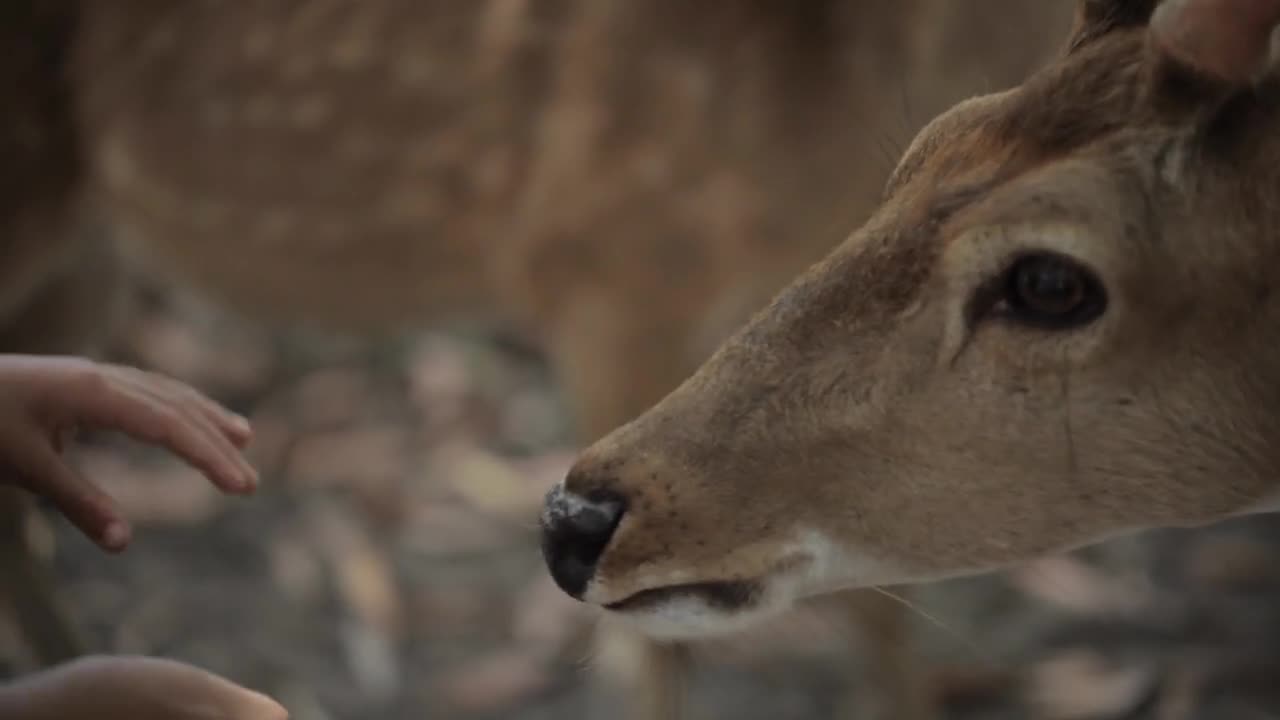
4,2,1280,719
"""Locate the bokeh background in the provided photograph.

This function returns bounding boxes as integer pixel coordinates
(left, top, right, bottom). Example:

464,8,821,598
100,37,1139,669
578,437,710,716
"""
5,2,1280,719
21,272,1280,720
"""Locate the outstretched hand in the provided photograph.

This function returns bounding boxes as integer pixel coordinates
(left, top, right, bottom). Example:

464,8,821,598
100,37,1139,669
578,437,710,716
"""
0,354,258,551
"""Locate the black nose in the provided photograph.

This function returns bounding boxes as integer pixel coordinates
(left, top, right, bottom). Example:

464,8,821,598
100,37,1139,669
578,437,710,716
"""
540,485,626,600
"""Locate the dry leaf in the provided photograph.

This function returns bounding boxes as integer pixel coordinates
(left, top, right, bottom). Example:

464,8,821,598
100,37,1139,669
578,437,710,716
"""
1010,555,1150,616
268,526,326,602
433,648,553,714
412,586,500,641
338,617,401,703
398,501,511,558
1025,650,1156,720
286,427,410,491
437,445,553,524
307,501,403,635
1183,535,1279,590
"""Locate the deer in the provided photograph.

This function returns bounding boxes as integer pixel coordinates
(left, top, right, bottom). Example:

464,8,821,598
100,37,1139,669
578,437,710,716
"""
541,0,1280,673
0,1,1074,718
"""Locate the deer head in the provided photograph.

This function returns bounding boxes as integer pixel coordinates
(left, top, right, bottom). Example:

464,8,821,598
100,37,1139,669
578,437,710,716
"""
540,0,1280,640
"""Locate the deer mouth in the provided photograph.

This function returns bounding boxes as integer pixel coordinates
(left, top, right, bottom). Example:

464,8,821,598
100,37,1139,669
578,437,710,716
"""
595,577,795,640
603,579,762,613
589,555,825,639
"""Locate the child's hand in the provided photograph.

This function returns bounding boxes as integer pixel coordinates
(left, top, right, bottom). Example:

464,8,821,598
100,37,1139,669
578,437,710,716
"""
0,655,288,720
0,354,257,552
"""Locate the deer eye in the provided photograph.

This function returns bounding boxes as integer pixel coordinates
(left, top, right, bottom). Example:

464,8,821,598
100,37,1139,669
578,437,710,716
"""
997,253,1107,329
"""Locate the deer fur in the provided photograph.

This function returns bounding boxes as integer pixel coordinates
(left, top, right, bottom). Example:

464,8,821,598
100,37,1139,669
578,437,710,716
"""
546,0,1280,647
0,1,1073,717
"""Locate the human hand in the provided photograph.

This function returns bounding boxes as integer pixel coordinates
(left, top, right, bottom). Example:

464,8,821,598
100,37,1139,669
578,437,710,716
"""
0,354,257,551
0,655,288,720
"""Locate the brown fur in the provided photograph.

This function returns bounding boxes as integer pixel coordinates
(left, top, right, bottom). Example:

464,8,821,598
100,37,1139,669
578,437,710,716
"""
556,0,1280,645
0,1,1075,716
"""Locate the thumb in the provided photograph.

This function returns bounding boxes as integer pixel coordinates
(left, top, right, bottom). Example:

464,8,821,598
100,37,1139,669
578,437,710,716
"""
193,665,290,720
8,655,289,720
8,433,131,552
119,656,290,720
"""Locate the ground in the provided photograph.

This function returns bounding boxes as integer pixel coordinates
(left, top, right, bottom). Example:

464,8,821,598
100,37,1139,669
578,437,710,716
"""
13,281,1280,720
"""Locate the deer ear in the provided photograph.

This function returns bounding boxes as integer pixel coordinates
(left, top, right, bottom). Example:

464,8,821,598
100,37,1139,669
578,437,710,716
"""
1150,0,1280,85
1067,0,1160,52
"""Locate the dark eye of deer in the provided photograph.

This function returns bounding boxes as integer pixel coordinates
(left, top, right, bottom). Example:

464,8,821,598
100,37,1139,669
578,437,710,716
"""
1001,253,1106,329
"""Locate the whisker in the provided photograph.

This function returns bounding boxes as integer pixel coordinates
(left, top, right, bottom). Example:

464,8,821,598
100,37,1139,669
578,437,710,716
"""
569,613,604,672
874,134,900,174
869,585,999,665
898,82,916,135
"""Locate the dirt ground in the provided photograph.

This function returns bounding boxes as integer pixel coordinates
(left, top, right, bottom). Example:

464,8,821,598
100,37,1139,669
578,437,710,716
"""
12,280,1280,720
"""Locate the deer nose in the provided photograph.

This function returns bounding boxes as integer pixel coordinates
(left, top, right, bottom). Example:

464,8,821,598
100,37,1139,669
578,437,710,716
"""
540,484,626,600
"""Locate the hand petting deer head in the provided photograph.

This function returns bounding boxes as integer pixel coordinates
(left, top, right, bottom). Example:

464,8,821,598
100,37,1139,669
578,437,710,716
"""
541,0,1280,640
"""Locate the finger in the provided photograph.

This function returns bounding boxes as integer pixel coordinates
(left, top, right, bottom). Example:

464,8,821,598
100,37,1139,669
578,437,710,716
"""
190,392,253,450
227,688,291,719
147,656,291,719
82,382,256,494
153,391,259,494
189,666,291,720
114,366,254,448
142,396,258,495
154,376,254,449
206,400,253,449
135,381,261,493
10,436,131,552
222,412,254,449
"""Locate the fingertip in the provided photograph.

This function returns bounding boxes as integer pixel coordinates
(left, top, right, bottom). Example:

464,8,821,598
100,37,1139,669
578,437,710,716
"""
211,462,259,496
100,520,132,552
70,486,131,553
227,414,254,445
246,691,290,720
